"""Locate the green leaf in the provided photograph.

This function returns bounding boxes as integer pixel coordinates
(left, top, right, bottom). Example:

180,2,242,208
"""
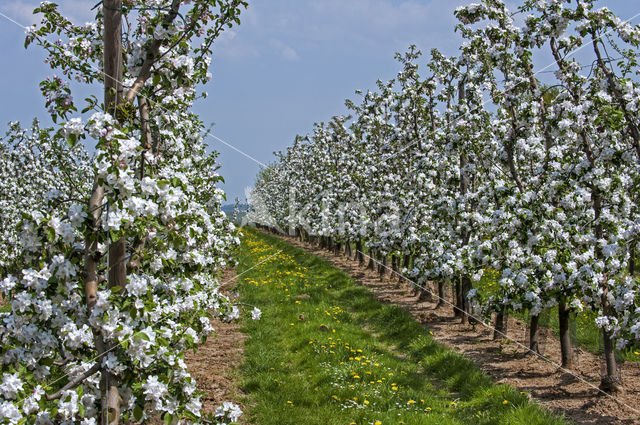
134,331,150,342
45,227,56,243
133,405,144,421
110,230,122,241
163,413,174,425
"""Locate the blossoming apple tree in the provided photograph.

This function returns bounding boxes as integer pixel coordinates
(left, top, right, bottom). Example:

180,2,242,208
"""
0,0,247,423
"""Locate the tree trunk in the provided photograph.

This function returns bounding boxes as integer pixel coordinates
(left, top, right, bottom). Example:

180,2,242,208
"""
600,289,622,393
558,299,574,368
600,327,622,393
417,283,432,302
391,255,398,280
367,248,376,270
345,241,352,258
529,314,541,355
461,275,472,324
493,306,508,340
102,1,124,423
378,253,387,277
436,280,445,308
454,278,463,318
355,240,364,265
402,254,411,283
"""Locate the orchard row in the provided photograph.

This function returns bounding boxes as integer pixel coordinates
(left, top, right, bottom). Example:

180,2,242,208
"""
249,0,640,393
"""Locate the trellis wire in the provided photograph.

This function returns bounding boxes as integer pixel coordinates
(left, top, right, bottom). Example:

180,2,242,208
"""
353,248,640,416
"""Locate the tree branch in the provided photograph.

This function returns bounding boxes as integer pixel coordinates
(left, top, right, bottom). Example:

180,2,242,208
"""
46,363,100,401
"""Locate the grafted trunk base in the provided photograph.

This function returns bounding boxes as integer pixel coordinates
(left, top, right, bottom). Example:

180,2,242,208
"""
598,375,624,394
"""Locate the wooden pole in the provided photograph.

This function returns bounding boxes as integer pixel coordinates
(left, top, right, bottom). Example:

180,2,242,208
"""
103,1,124,423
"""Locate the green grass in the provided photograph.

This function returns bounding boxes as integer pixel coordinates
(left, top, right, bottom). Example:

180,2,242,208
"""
476,271,640,363
234,228,569,425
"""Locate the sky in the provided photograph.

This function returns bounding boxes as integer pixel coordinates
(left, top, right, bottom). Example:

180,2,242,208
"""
0,0,638,203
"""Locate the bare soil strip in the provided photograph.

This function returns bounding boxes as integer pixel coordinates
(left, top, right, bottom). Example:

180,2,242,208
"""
184,268,247,419
276,234,640,425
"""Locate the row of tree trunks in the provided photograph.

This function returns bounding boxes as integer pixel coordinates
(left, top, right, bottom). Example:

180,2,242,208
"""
289,227,600,389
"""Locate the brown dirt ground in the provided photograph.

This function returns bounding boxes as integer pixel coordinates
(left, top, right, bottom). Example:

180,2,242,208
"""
276,233,640,425
184,267,248,422
142,267,249,424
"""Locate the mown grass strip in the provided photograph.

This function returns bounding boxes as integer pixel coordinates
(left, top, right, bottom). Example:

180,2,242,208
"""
235,228,568,425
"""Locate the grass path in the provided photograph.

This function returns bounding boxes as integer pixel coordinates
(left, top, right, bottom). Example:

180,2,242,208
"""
234,229,567,425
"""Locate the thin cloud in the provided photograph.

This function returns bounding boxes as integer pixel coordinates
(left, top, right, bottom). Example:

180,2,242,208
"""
270,39,299,61
0,0,95,26
1,1,41,25
213,0,462,62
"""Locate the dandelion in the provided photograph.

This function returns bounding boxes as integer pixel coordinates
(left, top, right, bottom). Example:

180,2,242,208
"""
502,400,509,405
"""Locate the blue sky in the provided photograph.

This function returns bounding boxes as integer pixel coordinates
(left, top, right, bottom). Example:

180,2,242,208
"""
0,0,637,202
